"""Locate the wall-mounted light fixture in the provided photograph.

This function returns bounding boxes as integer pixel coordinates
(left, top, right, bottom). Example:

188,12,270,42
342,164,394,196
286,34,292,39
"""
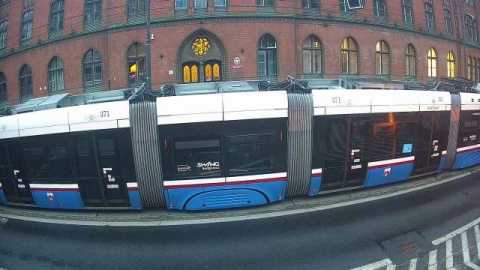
240,48,244,55
160,54,164,60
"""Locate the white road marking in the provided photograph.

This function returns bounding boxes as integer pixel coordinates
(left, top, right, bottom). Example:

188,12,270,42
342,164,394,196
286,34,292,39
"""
349,259,392,270
428,249,437,270
433,216,480,245
462,232,480,270
475,225,480,260
409,258,417,270
446,239,455,269
386,264,396,270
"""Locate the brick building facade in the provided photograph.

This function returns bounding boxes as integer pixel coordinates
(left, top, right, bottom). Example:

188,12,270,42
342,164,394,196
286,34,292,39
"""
0,0,480,105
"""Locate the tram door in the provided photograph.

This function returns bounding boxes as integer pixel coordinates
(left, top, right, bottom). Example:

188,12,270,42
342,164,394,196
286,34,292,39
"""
321,117,368,191
75,133,130,207
412,113,443,176
0,142,34,204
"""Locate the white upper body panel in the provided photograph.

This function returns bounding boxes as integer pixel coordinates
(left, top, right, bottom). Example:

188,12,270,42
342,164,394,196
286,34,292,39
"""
460,92,480,111
17,107,70,137
312,90,371,115
68,100,130,132
0,115,19,139
157,94,223,125
222,91,288,121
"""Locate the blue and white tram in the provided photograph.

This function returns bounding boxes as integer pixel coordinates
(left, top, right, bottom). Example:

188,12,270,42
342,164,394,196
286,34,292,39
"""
0,86,480,211
0,100,142,210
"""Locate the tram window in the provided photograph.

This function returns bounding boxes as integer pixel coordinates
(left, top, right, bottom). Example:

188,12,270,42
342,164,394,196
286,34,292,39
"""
76,139,97,178
459,111,480,147
324,120,347,168
99,139,115,156
0,143,10,179
227,134,274,176
395,122,415,158
174,139,222,180
371,123,395,160
118,130,136,180
24,147,49,179
48,145,73,178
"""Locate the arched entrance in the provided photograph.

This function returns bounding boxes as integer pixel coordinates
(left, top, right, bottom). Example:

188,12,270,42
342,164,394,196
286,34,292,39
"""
178,30,227,84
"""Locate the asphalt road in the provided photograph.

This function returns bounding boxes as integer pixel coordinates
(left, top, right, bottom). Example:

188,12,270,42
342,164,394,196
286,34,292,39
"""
1,173,480,270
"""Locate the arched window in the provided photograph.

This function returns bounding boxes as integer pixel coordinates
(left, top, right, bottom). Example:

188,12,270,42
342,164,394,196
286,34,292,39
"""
0,72,6,102
0,21,7,50
257,34,277,77
182,62,199,83
375,40,390,75
50,0,64,33
425,3,435,29
303,35,322,74
48,57,64,93
204,60,221,82
405,44,416,76
447,51,455,78
21,11,33,41
127,42,146,86
341,37,358,74
83,49,102,86
19,65,33,100
427,48,437,78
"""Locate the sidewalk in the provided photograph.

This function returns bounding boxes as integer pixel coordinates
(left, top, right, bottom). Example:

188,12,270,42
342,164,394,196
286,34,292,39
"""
0,167,479,227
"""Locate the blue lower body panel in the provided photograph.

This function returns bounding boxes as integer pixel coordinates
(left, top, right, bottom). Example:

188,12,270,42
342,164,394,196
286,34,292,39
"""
128,190,142,210
437,156,447,173
165,181,286,210
0,189,6,204
364,163,414,187
308,176,322,196
452,149,480,169
32,191,84,209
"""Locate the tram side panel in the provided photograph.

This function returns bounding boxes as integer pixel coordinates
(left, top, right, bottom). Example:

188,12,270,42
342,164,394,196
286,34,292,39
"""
452,93,480,169
0,100,141,210
157,92,288,210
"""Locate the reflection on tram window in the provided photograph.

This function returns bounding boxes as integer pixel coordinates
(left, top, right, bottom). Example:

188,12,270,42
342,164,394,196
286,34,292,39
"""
395,122,415,157
227,134,274,176
174,139,222,179
372,123,395,160
24,147,49,179
48,145,72,178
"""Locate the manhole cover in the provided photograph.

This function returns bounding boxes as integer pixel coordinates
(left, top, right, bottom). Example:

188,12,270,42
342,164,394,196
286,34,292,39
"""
397,242,418,253
380,231,433,265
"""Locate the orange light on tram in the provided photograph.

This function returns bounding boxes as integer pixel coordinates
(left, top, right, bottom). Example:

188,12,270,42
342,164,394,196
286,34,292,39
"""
388,112,395,124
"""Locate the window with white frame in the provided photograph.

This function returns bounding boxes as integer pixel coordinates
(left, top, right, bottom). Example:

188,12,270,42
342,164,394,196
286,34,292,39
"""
425,3,435,29
402,0,413,23
374,0,386,18
405,44,416,76
427,48,437,77
48,57,65,93
303,35,322,74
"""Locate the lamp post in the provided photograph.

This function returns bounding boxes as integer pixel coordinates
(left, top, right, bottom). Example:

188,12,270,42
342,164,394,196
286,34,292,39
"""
145,0,152,91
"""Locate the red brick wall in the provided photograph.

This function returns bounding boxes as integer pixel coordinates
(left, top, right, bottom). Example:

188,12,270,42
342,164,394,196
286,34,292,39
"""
1,0,480,102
